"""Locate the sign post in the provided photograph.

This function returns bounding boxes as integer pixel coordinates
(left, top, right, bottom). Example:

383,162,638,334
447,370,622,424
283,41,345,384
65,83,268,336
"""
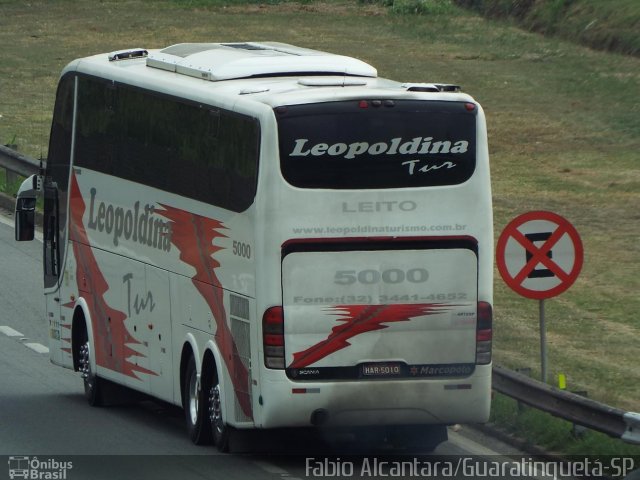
496,211,583,383
539,298,547,383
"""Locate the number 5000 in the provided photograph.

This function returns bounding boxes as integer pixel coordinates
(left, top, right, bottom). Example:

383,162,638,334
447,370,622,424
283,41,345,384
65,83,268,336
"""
334,268,428,285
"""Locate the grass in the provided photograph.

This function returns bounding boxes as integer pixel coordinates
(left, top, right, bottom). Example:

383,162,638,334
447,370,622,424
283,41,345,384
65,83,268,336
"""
453,0,640,57
0,0,638,453
490,392,640,457
0,167,24,198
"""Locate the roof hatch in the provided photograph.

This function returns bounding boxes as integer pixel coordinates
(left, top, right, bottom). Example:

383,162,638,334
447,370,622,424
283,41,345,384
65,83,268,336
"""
146,42,378,81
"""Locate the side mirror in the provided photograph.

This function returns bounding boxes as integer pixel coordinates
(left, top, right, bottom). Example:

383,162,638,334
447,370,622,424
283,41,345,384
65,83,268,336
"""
14,174,40,242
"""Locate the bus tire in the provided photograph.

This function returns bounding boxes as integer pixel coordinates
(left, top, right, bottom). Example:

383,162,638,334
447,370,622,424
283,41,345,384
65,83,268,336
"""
183,355,213,445
77,326,104,407
209,371,231,452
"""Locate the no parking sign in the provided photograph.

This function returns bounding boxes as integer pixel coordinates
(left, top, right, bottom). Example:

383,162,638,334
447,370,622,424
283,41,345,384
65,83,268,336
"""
496,211,583,300
496,211,584,382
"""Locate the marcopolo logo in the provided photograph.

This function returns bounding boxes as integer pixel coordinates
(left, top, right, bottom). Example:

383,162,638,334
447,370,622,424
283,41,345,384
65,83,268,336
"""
87,188,172,252
8,456,72,480
289,136,469,160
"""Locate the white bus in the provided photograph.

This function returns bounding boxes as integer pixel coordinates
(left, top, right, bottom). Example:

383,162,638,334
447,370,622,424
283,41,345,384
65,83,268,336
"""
15,42,493,452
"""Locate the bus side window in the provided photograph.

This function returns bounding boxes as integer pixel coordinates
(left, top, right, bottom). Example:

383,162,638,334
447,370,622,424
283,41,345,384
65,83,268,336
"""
76,77,260,212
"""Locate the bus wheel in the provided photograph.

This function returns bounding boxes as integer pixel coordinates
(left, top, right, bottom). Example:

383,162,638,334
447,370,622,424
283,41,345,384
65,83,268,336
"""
183,356,212,445
78,330,103,406
209,375,231,452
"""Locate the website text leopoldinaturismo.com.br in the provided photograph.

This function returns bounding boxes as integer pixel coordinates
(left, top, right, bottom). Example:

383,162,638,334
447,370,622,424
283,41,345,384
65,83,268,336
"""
293,224,467,236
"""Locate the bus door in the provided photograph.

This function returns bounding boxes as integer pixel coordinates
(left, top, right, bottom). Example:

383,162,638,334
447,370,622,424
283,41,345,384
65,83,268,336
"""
43,179,64,365
43,75,75,367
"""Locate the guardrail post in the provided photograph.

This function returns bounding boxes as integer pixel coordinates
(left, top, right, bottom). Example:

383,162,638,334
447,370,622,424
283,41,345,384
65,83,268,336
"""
515,367,532,412
570,390,588,438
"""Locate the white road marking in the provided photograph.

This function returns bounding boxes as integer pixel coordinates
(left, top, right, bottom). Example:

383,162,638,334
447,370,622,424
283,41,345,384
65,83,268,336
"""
1,326,50,353
24,342,49,354
0,325,25,337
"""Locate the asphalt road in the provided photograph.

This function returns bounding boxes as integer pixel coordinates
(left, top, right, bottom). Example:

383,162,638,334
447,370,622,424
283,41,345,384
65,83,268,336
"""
0,216,533,480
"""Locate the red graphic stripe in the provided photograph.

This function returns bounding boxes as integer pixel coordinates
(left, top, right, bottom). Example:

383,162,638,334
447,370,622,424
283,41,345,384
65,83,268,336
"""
290,303,452,369
157,204,252,420
69,173,157,379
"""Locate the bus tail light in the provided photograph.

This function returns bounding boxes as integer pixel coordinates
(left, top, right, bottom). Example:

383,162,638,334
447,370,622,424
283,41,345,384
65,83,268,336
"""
476,301,492,365
263,306,285,369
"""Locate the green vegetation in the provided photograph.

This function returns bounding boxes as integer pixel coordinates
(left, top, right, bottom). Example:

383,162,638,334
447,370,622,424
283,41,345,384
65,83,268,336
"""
0,0,638,454
0,167,24,198
453,0,640,57
491,392,640,456
370,0,458,16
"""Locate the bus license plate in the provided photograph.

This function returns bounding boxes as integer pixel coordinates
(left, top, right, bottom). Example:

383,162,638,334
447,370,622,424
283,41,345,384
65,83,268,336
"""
361,363,403,378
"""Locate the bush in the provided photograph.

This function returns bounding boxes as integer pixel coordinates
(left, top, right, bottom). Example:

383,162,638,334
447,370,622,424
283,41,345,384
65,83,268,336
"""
360,0,456,15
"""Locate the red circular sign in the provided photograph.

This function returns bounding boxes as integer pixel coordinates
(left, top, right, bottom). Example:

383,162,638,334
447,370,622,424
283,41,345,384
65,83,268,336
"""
496,211,583,300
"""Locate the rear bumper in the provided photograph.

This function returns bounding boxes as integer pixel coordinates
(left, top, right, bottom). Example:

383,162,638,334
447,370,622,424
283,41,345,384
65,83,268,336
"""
256,364,491,429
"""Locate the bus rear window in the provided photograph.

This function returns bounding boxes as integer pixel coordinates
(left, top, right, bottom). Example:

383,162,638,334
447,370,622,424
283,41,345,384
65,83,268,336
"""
277,100,476,189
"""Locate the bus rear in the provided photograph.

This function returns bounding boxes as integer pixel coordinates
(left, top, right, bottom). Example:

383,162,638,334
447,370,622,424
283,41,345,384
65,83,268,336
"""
256,93,492,447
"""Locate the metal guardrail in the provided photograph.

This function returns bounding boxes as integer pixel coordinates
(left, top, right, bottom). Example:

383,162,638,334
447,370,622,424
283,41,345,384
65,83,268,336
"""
493,364,639,444
0,144,41,179
0,146,638,446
